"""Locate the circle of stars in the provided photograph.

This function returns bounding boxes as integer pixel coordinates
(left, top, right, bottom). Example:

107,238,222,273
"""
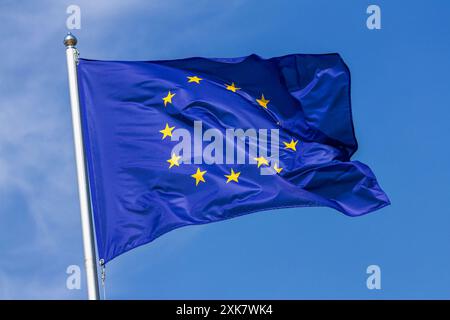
159,75,300,187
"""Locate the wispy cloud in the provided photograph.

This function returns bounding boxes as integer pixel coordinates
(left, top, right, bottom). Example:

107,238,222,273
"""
0,0,154,299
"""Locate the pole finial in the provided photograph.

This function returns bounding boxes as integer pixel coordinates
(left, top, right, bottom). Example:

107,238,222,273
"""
64,32,78,48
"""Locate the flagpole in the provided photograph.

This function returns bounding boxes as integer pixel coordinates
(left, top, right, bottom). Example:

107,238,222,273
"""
64,32,100,300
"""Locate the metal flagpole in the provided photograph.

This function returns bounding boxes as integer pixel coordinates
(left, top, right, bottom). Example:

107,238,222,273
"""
64,32,100,300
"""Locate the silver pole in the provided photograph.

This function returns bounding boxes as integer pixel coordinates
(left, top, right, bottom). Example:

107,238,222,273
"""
64,32,100,300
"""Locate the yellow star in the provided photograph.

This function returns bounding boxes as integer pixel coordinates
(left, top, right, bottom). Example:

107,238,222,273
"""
191,168,207,186
187,76,203,84
256,94,269,109
273,163,283,174
283,139,298,151
162,91,176,107
159,123,175,140
225,168,241,183
254,156,269,168
167,153,181,169
225,82,240,92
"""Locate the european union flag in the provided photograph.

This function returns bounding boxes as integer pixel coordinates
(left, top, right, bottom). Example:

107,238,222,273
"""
77,54,390,263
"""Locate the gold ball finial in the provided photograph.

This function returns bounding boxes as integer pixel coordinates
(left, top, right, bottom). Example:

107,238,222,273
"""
63,32,78,47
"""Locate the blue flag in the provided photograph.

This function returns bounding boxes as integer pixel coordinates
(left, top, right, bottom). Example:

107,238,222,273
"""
77,54,390,263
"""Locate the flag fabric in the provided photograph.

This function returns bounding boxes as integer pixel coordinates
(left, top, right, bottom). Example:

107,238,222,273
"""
77,53,390,263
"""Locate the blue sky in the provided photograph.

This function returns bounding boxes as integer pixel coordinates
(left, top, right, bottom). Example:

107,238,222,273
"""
0,0,450,299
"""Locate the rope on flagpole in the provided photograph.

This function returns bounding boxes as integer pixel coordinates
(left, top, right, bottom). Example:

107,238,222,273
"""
100,259,106,300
